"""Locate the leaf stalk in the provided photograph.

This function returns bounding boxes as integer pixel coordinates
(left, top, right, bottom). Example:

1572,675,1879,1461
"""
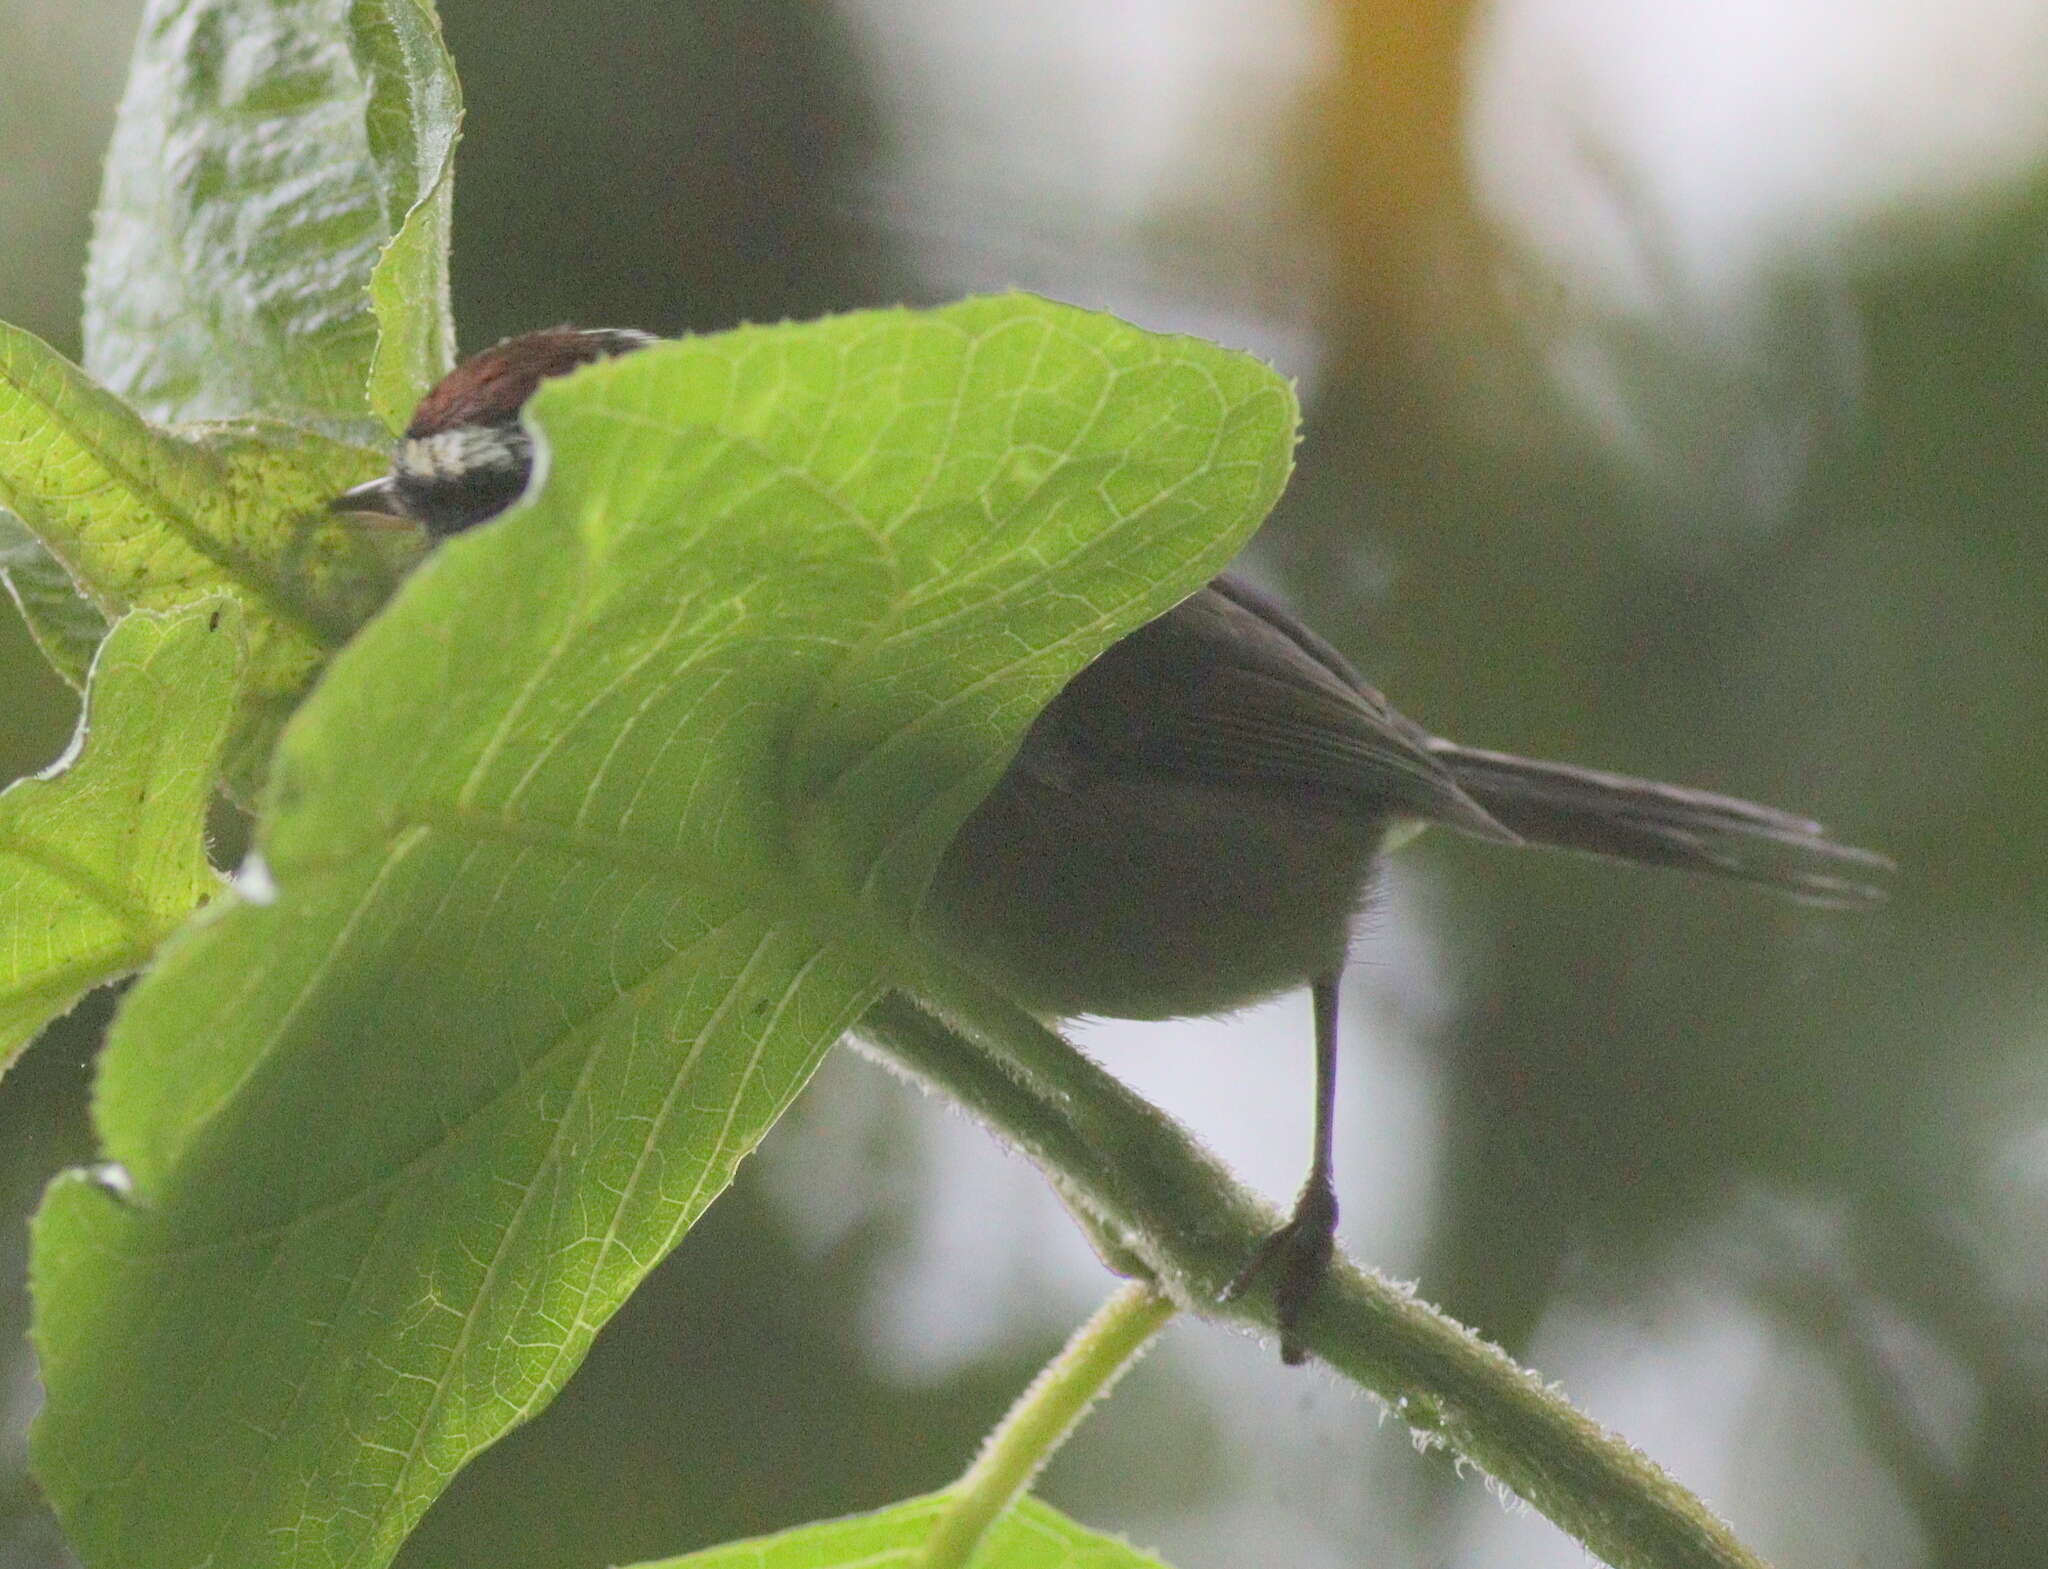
857,988,1774,1569
917,1281,1175,1569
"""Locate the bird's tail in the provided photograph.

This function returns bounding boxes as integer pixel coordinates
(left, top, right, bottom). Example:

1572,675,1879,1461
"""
1430,743,1892,907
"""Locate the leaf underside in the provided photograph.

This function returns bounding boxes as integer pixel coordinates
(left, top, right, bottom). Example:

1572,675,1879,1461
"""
29,296,1297,1569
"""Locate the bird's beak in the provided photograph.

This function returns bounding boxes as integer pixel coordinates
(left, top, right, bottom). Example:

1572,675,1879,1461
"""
328,475,414,531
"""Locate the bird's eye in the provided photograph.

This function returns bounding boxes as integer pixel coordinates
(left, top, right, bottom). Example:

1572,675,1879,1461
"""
392,425,536,537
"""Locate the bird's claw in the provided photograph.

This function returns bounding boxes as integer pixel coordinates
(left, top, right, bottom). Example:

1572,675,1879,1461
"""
1223,1179,1337,1365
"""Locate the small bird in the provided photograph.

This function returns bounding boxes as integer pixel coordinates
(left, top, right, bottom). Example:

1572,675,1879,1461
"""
337,327,1891,1363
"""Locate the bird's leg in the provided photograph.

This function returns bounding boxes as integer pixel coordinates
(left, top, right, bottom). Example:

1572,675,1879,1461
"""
1224,972,1341,1364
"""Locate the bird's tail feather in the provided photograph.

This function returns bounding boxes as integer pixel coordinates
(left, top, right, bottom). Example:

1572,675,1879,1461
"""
1430,743,1891,907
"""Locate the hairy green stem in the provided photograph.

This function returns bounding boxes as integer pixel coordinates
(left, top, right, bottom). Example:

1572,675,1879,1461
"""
918,1281,1175,1569
857,988,1773,1569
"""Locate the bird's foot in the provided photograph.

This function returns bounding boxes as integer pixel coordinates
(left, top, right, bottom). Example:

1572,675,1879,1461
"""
1223,1177,1337,1365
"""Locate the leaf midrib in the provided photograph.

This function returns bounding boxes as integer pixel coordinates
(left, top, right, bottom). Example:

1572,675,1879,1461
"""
120,902,774,1259
0,830,166,937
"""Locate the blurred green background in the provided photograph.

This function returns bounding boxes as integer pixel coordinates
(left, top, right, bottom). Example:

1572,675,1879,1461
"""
4,2,2045,1566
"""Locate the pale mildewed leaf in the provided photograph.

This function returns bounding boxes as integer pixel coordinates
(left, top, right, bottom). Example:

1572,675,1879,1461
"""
358,0,462,431
1,0,454,708
0,602,241,1074
84,0,460,438
29,296,1297,1569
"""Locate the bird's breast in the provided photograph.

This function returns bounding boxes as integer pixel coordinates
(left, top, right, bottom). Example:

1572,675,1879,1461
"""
919,764,1389,1021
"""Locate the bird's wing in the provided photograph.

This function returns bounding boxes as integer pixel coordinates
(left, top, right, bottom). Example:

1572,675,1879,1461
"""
1024,574,1514,840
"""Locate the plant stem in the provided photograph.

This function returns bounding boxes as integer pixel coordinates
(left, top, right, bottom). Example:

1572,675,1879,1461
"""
857,988,1776,1569
918,1281,1175,1569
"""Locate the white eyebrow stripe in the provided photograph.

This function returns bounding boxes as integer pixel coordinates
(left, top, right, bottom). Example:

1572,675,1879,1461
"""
398,425,534,484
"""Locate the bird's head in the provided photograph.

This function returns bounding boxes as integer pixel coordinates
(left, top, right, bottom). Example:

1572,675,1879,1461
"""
332,326,656,536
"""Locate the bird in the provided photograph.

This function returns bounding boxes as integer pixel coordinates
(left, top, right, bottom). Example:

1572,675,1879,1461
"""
335,326,1892,1363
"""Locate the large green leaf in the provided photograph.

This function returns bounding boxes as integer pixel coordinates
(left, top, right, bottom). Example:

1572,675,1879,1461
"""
627,1493,1173,1569
0,321,414,786
83,0,459,437
0,603,240,1074
30,295,1297,1569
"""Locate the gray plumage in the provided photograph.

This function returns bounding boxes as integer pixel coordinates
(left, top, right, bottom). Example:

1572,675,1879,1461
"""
923,571,1887,1022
